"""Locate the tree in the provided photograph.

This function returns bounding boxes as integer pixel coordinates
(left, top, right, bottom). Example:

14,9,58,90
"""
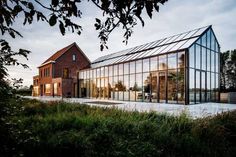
0,0,168,95
220,50,236,92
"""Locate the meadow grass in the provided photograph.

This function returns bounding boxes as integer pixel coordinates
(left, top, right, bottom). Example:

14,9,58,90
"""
1,98,236,157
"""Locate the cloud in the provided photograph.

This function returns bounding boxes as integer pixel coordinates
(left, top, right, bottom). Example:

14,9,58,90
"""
4,0,236,86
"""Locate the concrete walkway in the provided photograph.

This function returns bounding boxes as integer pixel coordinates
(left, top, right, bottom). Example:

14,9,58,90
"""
24,96,236,119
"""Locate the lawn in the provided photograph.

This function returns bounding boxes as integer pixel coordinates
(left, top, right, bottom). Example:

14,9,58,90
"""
1,98,236,157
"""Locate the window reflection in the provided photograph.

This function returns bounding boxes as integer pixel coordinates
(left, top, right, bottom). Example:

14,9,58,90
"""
178,68,185,104
159,55,167,70
150,57,158,71
167,70,177,103
143,58,150,72
159,71,166,103
178,51,185,68
124,75,129,101
143,73,151,102
151,72,158,102
168,53,177,69
130,74,135,101
189,68,195,104
135,73,142,102
136,60,142,73
196,45,201,69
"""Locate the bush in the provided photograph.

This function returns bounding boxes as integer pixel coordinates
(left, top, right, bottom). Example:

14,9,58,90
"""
1,98,236,157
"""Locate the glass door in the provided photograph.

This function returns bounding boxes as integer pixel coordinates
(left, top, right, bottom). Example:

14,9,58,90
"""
158,71,166,103
201,71,206,102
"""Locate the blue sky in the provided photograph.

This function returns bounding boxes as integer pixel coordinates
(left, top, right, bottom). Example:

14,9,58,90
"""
4,0,236,86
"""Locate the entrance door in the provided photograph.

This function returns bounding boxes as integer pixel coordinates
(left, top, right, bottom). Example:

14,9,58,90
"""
201,72,206,102
158,71,166,103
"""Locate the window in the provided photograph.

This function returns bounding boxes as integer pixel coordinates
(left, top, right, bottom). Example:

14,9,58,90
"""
150,57,158,71
178,51,185,68
63,68,69,78
54,83,57,95
45,84,51,94
72,54,76,61
168,53,177,69
189,46,195,68
159,55,167,70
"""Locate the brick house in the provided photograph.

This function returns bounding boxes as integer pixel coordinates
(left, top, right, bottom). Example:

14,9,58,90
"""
32,42,90,97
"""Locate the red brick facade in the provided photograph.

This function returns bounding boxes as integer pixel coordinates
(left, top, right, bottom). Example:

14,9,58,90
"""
33,43,90,97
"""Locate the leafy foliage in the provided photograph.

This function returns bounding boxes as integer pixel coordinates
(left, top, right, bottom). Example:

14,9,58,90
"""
1,98,236,157
220,50,236,92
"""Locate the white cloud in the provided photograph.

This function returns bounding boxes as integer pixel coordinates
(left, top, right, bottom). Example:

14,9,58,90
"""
4,0,236,86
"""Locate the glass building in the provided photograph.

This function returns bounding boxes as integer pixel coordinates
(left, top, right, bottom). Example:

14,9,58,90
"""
78,26,220,104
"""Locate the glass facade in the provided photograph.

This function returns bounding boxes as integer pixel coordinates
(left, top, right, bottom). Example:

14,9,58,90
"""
78,26,220,104
188,28,220,104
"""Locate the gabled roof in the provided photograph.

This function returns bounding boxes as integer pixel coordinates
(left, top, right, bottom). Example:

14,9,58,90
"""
39,42,90,67
91,25,211,68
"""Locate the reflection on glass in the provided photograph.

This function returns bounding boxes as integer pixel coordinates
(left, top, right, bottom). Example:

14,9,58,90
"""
113,76,118,100
215,53,219,73
114,65,118,76
207,30,211,49
150,57,158,71
143,58,150,72
178,68,185,104
143,73,151,102
189,46,195,68
201,72,206,102
196,71,200,103
104,66,108,77
124,75,129,101
92,79,97,98
151,72,157,102
207,72,211,101
207,49,211,71
118,64,123,75
168,53,177,69
108,66,113,76
100,78,104,98
211,73,215,101
135,73,142,102
201,33,207,47
108,77,112,99
201,47,206,71
117,75,124,100
90,78,93,98
210,30,215,51
215,74,219,102
159,71,166,103
104,78,108,99
167,70,177,103
130,61,135,74
159,55,167,70
97,68,101,77
211,51,215,72
124,63,129,75
100,67,104,77
178,51,185,68
96,78,100,98
136,60,142,73
196,45,201,69
86,79,90,97
129,74,135,101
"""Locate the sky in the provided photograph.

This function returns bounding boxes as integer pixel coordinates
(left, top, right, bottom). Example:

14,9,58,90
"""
4,0,236,87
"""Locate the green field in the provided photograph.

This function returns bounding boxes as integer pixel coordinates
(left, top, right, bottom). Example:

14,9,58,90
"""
1,98,236,157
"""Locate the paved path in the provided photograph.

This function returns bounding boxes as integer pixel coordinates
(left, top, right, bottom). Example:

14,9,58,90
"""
24,96,236,119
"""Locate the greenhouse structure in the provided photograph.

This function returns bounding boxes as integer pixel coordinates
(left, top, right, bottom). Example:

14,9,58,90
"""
78,25,220,104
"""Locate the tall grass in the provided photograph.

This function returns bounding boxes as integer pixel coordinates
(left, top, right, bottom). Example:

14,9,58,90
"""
1,98,236,157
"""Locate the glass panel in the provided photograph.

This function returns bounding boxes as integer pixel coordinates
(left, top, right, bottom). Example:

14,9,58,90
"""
189,45,195,68
104,78,108,99
118,64,123,75
215,73,219,102
97,68,101,77
150,56,158,71
201,72,206,102
143,73,151,102
104,66,108,77
108,66,113,76
117,75,124,101
130,61,135,74
130,74,136,101
196,44,201,69
211,73,216,102
79,79,86,98
159,71,166,103
207,49,211,72
124,75,129,101
136,60,142,73
178,51,185,68
167,70,177,103
207,30,211,49
178,68,185,104
196,71,200,103
189,68,195,104
215,53,219,73
151,72,158,102
86,79,90,98
100,67,104,77
207,72,211,101
124,63,129,75
114,65,118,76
211,51,215,72
92,78,97,98
201,33,207,47
168,53,177,69
201,47,206,71
143,58,150,72
96,78,100,98
108,77,113,99
159,55,167,70
135,73,143,102
113,76,118,100
211,30,215,50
